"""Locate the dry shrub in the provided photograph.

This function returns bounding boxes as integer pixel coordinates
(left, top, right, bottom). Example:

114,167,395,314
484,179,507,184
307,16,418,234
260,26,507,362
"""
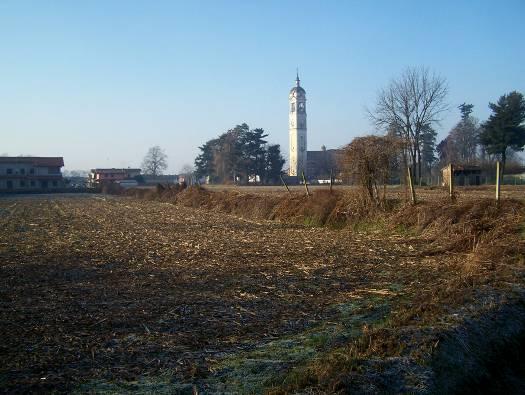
341,135,402,207
157,183,186,201
124,187,156,200
163,187,356,226
175,185,213,208
393,198,525,270
301,190,341,226
183,189,281,220
124,185,525,267
466,202,525,275
129,185,401,228
219,193,280,219
101,183,123,195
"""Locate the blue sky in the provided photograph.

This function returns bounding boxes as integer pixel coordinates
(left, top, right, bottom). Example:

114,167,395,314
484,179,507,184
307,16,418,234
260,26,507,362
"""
1,1,524,172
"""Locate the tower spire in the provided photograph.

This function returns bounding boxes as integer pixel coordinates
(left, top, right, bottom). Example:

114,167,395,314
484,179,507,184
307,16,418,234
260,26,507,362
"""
296,68,300,86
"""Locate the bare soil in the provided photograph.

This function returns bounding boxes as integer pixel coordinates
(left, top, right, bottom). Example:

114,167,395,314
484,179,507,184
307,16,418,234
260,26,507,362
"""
0,193,523,393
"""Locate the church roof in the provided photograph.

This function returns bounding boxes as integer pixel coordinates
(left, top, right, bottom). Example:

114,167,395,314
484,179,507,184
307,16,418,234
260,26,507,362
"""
290,70,305,95
289,86,306,95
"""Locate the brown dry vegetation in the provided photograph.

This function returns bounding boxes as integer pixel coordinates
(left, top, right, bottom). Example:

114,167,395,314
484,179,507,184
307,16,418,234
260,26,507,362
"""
0,187,524,393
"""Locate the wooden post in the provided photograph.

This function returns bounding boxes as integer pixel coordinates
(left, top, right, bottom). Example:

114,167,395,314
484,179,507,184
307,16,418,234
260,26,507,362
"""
301,171,310,197
329,168,333,194
280,175,291,195
407,166,416,204
496,161,501,203
279,174,292,195
448,163,454,200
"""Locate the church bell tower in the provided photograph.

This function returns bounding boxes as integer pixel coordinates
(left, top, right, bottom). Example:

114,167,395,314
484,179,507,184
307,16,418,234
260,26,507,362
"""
288,71,307,177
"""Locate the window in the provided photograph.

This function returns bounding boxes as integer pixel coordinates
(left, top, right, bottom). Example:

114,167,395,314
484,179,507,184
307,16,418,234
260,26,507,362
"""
48,167,60,174
52,181,58,187
6,168,12,175
20,180,26,187
6,180,13,189
30,181,35,187
20,168,25,175
291,103,295,112
29,168,35,174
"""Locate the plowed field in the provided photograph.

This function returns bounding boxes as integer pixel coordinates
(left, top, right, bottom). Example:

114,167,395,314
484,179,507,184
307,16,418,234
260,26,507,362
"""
0,194,522,393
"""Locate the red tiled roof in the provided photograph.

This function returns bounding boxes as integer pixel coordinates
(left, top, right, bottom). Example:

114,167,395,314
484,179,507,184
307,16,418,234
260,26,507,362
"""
0,157,64,167
91,168,141,173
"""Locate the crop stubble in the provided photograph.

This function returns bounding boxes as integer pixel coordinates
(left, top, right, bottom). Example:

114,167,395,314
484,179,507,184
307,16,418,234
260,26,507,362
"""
0,194,518,392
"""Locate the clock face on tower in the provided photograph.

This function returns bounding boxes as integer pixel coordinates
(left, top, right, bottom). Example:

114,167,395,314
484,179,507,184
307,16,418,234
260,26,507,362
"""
298,102,305,112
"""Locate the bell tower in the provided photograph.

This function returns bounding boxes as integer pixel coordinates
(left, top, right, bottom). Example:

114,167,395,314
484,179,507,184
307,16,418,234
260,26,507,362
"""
288,71,307,177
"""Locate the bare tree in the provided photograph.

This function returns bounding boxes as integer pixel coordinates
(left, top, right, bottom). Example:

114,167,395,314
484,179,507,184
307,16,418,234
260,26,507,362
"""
369,67,448,188
142,146,168,176
341,135,402,207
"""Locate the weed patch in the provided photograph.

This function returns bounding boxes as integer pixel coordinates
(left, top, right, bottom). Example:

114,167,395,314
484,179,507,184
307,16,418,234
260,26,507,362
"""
202,299,391,393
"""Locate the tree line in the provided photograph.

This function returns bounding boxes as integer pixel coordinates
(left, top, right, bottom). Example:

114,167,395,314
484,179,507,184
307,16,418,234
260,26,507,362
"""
194,123,285,184
342,67,525,206
368,67,525,186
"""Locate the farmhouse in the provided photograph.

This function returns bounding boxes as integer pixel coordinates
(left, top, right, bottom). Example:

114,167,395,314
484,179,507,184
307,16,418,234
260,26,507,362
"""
89,168,141,186
0,157,65,192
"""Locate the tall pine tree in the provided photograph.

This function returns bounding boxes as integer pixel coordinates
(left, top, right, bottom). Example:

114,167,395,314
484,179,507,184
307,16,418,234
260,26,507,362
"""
480,91,525,174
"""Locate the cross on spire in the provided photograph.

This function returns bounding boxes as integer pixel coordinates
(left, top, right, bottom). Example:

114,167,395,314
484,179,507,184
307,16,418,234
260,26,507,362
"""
296,68,300,86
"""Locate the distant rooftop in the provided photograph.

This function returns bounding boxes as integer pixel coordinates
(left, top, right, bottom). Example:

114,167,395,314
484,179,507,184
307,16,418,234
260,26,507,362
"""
0,157,64,167
91,168,141,173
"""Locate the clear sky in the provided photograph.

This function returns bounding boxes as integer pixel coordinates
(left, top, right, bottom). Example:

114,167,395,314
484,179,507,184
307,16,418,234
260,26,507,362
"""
1,1,524,172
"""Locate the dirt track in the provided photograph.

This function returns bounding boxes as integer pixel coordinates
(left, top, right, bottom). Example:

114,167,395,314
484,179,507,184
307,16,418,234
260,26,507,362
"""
0,194,521,393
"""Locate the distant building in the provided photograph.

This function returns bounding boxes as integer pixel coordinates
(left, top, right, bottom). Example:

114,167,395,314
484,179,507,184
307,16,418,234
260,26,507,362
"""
287,73,343,182
307,146,344,181
288,72,307,177
142,174,179,185
89,168,141,186
115,179,139,188
441,165,485,186
0,157,65,192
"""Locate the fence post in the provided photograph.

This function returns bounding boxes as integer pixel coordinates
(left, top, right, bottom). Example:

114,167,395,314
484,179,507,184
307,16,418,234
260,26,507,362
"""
448,163,454,200
301,171,310,197
496,161,501,203
280,175,291,195
407,167,416,204
329,168,333,194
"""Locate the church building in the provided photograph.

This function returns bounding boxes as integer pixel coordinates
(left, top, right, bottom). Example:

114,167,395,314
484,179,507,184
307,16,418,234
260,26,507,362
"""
288,73,342,181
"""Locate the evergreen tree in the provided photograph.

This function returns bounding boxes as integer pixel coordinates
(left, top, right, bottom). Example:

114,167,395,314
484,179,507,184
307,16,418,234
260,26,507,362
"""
264,144,285,184
436,136,454,164
449,104,480,164
194,124,283,184
438,103,480,165
194,139,217,180
480,91,525,174
240,127,268,183
420,124,437,181
458,102,474,121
